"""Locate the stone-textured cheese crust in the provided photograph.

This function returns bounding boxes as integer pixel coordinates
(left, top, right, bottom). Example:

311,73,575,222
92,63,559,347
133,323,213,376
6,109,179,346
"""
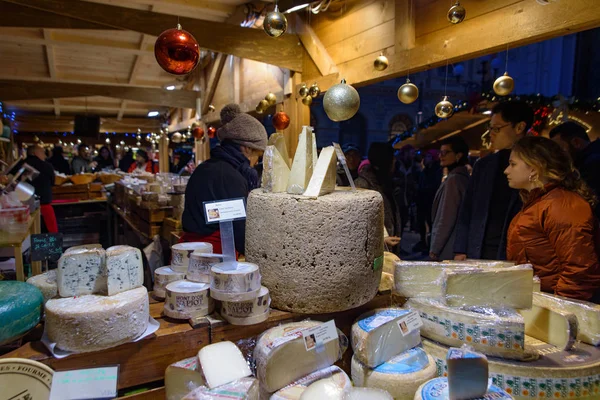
26,270,58,302
246,189,384,313
45,286,149,353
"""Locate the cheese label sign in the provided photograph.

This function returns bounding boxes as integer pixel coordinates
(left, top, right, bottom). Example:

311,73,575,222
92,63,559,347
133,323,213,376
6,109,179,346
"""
31,233,63,262
397,311,423,336
302,320,337,352
49,366,118,400
203,198,246,224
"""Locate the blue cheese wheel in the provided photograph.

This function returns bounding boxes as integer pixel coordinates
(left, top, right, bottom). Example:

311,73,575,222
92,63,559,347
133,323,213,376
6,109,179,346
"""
0,281,43,345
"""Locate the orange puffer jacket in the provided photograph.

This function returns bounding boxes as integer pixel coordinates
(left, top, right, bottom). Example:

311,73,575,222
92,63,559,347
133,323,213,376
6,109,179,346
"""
507,185,600,301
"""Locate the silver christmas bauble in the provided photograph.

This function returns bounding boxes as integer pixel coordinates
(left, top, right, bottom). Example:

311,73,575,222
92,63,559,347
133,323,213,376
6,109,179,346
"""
435,96,454,118
398,79,419,104
172,132,183,143
448,1,466,24
323,79,361,122
308,83,321,98
493,72,515,96
264,6,287,38
299,85,309,98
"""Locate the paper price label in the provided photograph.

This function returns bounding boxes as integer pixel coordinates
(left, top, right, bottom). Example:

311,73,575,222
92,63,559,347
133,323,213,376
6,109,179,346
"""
49,366,119,400
302,320,338,352
397,311,423,336
203,198,246,224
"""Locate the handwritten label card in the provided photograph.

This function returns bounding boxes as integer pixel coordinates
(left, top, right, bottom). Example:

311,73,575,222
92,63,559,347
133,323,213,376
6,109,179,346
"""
30,233,63,262
49,366,119,400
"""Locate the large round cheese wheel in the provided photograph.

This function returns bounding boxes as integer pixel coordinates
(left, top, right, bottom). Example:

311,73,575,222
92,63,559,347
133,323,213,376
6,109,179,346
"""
45,286,149,353
0,358,54,399
26,270,58,302
0,281,43,345
414,377,512,400
246,189,384,313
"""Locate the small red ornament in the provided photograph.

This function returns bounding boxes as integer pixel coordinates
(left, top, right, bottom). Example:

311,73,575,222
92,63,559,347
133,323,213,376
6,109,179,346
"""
193,127,204,139
272,112,290,131
155,24,200,75
207,126,216,139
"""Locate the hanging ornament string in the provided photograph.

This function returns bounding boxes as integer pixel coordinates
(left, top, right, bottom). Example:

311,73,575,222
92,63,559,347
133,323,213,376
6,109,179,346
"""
494,44,515,96
444,58,449,97
397,0,419,105
407,0,413,81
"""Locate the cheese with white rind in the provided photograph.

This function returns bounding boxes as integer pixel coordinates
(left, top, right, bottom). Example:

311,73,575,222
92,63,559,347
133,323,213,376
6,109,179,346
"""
165,356,205,400
270,366,351,400
221,286,270,318
404,298,528,360
287,126,315,194
352,308,422,368
393,261,475,298
57,248,106,297
342,388,393,400
414,377,513,400
182,377,258,399
443,265,533,309
187,253,223,283
299,377,346,400
446,347,489,400
254,320,342,393
210,262,261,301
303,146,337,197
423,337,600,400
268,131,291,168
442,259,516,268
171,242,214,272
262,145,291,193
164,280,213,319
64,244,102,254
351,348,437,399
106,245,144,296
198,341,252,388
518,300,578,351
222,310,270,326
45,286,149,353
530,292,600,346
0,281,43,346
153,266,185,299
26,269,58,302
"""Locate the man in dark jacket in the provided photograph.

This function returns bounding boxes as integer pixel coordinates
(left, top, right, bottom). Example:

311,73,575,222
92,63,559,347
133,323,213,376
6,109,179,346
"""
25,145,58,233
454,101,533,260
47,146,71,175
550,121,600,218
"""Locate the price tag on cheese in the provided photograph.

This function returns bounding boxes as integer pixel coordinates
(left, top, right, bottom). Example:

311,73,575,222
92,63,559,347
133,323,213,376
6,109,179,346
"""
302,320,338,352
49,366,119,400
396,311,423,337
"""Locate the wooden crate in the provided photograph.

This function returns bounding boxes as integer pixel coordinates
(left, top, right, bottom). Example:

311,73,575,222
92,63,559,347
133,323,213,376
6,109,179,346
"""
133,206,170,223
137,217,162,237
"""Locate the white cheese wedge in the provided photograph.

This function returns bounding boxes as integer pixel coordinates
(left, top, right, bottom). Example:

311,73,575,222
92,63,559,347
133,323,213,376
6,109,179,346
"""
414,377,513,400
533,276,541,292
153,266,186,299
287,126,315,194
270,366,351,400
311,131,317,172
163,280,213,320
105,245,144,296
393,261,472,298
57,248,106,297
446,347,489,400
518,301,578,350
352,308,422,368
268,132,291,168
303,146,337,197
26,270,58,302
343,388,393,400
262,145,291,193
182,377,258,399
198,341,252,389
165,356,205,400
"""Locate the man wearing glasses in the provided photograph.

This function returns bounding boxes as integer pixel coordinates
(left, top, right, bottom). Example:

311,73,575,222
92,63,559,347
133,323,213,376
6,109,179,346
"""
454,101,533,260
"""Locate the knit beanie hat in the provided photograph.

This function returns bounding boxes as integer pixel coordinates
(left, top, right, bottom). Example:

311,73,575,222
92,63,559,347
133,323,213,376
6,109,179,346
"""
217,104,268,151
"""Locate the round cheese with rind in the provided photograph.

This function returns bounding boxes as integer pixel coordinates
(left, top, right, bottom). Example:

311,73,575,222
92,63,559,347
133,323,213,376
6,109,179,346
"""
27,270,58,302
187,253,223,283
164,280,213,319
221,286,270,318
210,262,261,299
270,366,351,400
222,310,270,326
171,242,213,272
153,266,185,299
45,286,149,353
414,377,512,400
299,377,346,400
0,281,43,345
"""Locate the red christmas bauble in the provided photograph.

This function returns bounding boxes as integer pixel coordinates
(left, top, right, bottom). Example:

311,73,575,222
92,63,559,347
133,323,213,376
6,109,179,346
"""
155,24,200,75
193,127,204,139
207,126,216,139
272,112,290,131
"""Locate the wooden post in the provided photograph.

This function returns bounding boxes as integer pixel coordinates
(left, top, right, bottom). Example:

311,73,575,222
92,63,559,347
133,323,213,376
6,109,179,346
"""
158,132,168,173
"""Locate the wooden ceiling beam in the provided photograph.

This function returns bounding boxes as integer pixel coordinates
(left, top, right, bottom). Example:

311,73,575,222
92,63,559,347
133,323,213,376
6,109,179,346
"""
13,115,161,133
395,0,415,51
0,79,198,108
42,28,61,117
0,1,113,29
295,15,338,76
2,0,304,71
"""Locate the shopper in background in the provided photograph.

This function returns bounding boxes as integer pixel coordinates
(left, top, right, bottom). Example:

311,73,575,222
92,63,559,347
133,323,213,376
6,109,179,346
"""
118,148,134,172
47,146,71,175
505,136,600,301
181,104,267,255
25,145,57,233
454,101,533,260
549,121,600,218
429,136,470,261
71,144,96,174
336,143,361,186
414,149,442,254
356,142,402,253
128,149,159,174
94,146,116,170
394,145,419,242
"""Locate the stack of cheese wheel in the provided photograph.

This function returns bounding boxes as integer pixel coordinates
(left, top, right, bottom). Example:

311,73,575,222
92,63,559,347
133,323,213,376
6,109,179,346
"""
163,280,213,320
153,266,185,299
171,242,213,274
187,252,223,283
210,261,270,325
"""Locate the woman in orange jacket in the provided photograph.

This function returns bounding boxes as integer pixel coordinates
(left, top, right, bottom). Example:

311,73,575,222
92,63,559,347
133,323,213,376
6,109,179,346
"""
505,136,600,301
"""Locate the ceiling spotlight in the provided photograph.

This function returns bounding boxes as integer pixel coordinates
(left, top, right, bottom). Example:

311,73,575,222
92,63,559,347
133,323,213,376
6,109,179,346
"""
165,85,176,91
147,111,160,117
284,3,310,13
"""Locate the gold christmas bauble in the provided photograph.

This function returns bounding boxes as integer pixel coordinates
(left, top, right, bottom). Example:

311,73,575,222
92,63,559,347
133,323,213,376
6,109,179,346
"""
309,83,321,98
447,1,466,24
299,84,309,98
397,79,419,104
258,99,270,111
172,132,183,143
265,92,277,106
323,79,361,122
208,104,216,112
435,96,454,119
264,6,287,38
302,95,313,106
493,72,515,96
374,54,389,71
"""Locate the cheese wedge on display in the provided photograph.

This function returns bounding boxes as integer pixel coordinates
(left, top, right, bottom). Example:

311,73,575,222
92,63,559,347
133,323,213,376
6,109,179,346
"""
57,248,106,297
414,377,513,400
165,357,205,400
303,146,337,197
446,347,489,400
198,341,252,388
270,366,351,400
444,265,533,309
164,280,212,320
182,377,258,400
153,266,185,299
263,145,291,193
518,302,578,350
254,321,342,392
268,132,291,168
311,131,317,171
287,126,315,194
299,378,346,400
533,276,541,292
26,269,58,302
404,298,527,360
352,308,422,368
393,261,471,298
351,348,437,399
343,388,393,400
106,245,144,296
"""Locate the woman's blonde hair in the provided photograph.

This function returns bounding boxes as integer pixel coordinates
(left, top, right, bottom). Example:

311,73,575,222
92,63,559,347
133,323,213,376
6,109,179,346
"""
512,136,597,207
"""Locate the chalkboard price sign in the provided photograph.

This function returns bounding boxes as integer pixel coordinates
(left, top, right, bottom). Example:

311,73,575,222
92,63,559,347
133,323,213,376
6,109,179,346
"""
30,233,64,262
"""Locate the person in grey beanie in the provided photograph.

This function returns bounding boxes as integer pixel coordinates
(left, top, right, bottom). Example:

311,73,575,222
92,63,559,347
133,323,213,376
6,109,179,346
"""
181,104,268,256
